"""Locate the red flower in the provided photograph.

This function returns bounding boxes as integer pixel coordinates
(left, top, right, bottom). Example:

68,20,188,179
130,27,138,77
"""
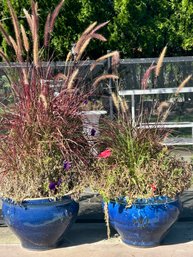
150,183,157,192
98,149,111,159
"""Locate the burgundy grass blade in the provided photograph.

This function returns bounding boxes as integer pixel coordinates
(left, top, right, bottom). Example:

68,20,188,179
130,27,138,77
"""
141,65,156,89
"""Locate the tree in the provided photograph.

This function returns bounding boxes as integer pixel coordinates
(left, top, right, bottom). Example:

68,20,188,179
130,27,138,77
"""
0,0,82,60
0,0,193,60
0,0,114,60
168,0,193,55
108,0,173,57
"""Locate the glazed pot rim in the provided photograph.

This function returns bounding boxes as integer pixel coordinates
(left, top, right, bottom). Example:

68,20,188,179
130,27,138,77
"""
109,196,180,206
24,191,72,201
80,110,107,115
1,194,74,205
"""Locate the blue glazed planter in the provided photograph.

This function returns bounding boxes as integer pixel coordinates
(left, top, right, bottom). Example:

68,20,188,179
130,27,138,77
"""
107,196,181,247
2,196,79,250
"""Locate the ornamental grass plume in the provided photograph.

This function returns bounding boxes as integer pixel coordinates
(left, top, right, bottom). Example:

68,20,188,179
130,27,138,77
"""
0,1,119,202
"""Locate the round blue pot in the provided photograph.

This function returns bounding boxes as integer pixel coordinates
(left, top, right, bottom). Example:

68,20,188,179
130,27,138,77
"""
107,196,181,247
2,196,79,250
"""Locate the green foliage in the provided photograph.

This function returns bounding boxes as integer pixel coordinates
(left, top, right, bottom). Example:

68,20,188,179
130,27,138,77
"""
110,0,177,57
169,0,193,53
0,0,113,59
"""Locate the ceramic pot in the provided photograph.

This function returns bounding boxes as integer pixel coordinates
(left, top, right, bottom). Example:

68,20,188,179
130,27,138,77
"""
2,196,79,250
107,196,181,247
81,110,107,155
81,110,107,138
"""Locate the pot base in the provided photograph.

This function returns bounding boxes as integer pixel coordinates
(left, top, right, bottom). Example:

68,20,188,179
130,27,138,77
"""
2,197,79,251
121,238,160,248
107,197,181,248
21,242,58,251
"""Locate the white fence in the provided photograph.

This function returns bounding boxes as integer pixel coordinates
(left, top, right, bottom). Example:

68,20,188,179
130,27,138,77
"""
119,87,193,145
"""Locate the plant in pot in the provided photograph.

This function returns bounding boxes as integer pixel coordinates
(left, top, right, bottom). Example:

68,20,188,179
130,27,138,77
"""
89,55,192,247
0,0,119,250
92,120,192,247
80,98,107,153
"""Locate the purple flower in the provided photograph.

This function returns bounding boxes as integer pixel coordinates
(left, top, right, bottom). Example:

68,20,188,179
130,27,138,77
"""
49,179,62,191
57,178,62,186
49,181,57,190
91,128,96,136
83,99,88,105
63,161,71,170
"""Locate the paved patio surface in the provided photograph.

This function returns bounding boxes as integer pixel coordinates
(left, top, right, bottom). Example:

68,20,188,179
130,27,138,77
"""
1,222,193,257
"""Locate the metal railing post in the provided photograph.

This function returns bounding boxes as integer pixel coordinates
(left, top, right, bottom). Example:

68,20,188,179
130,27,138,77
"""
107,50,113,119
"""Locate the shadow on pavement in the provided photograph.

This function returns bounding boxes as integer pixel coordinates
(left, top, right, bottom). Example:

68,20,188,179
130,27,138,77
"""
60,223,117,248
162,221,193,245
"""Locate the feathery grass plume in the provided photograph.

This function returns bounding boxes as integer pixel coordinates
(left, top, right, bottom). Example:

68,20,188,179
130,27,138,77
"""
54,73,67,81
76,38,91,61
155,46,167,77
90,51,119,71
122,98,128,113
0,22,11,46
92,74,118,88
39,94,48,110
43,0,64,48
112,92,120,111
111,51,120,68
120,97,128,113
44,13,51,47
175,75,192,96
31,1,39,23
157,101,170,116
92,33,107,42
9,36,18,56
67,69,79,89
32,1,39,38
7,0,23,62
31,1,38,25
23,9,33,32
0,49,10,63
74,21,109,56
76,32,107,61
82,21,97,36
35,1,38,13
32,16,39,66
23,7,38,65
74,22,97,54
92,21,109,34
30,1,39,67
21,24,29,52
141,64,156,89
49,0,65,34
66,51,72,62
161,105,172,122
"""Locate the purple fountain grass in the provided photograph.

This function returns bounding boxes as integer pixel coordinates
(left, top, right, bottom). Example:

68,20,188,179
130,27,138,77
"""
0,1,119,202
